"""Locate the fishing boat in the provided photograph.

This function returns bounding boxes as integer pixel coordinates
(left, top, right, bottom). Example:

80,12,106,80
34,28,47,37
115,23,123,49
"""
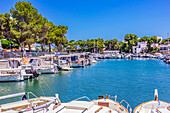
48,94,132,113
0,92,60,113
134,89,170,113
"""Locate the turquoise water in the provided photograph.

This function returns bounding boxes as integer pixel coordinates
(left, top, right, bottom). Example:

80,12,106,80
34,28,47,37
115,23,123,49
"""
0,59,170,109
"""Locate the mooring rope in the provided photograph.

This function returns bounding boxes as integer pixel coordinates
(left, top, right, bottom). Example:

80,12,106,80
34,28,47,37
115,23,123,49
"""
41,77,56,96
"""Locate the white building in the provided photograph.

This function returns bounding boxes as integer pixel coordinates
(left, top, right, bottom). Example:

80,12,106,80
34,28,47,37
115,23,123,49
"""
103,50,120,54
157,37,162,42
132,41,147,53
159,44,170,53
151,43,159,48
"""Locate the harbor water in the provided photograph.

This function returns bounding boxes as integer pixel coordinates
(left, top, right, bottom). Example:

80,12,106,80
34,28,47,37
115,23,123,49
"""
0,59,170,109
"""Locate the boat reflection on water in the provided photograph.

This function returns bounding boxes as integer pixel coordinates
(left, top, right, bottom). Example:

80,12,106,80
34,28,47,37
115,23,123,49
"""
58,70,73,76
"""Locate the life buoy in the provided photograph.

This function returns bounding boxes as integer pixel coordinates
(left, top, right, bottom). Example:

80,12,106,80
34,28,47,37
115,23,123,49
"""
75,60,79,63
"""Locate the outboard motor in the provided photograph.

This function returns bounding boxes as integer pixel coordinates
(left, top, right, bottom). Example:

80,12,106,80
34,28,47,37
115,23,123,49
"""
33,71,39,78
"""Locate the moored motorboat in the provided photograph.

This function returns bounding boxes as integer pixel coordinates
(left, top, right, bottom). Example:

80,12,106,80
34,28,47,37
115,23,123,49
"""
29,57,58,74
54,55,73,71
134,89,170,113
0,68,24,82
0,92,60,113
0,60,24,82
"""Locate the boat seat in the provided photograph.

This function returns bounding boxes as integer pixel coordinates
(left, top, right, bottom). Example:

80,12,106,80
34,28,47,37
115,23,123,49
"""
39,97,55,101
65,101,94,110
2,110,18,113
1,100,30,111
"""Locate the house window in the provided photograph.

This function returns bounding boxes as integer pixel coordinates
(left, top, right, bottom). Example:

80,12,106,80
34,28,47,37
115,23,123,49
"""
139,45,140,48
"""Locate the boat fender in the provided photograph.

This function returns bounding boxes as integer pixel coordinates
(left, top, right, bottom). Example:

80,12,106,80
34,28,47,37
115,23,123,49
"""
75,59,79,63
105,94,108,99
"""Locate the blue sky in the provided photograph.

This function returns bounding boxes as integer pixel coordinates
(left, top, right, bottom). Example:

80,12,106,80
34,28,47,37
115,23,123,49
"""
0,0,170,41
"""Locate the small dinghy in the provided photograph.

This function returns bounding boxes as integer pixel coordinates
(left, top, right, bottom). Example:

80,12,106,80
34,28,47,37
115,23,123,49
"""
134,89,170,113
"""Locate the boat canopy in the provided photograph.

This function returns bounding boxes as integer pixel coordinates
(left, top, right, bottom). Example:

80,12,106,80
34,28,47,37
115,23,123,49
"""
71,56,78,62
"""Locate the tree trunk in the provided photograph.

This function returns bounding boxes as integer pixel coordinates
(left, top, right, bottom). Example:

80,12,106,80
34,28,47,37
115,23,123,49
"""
40,41,44,52
28,44,31,52
49,43,51,52
44,38,46,52
58,43,62,52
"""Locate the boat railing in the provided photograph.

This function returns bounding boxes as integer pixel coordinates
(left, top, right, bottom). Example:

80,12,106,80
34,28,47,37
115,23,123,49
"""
71,96,91,102
120,100,132,113
109,95,118,102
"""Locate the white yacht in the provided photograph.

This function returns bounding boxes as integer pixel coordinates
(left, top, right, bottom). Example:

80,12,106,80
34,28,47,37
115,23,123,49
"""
134,89,170,113
47,95,132,113
0,92,60,113
1,58,39,80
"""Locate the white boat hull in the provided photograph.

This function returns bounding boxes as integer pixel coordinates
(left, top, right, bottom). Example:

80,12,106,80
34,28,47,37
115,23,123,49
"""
134,100,170,113
0,74,24,82
37,69,55,74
